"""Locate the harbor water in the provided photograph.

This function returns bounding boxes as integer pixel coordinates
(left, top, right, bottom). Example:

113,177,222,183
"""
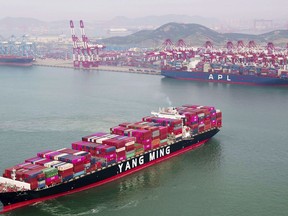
0,66,288,216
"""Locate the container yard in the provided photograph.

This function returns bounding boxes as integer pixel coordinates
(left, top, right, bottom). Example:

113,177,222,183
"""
0,104,221,213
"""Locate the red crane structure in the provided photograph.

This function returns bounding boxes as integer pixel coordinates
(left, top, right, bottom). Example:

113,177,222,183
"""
176,39,187,50
267,42,275,55
248,41,256,49
204,41,213,49
161,39,174,51
70,20,104,69
70,20,81,67
226,41,234,53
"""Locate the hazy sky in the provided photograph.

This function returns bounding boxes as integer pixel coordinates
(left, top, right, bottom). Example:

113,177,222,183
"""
1,0,288,21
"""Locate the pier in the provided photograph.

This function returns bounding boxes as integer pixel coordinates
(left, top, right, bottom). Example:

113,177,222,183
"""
34,59,160,75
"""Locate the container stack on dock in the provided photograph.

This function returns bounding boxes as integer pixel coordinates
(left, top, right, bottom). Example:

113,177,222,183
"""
1,104,222,192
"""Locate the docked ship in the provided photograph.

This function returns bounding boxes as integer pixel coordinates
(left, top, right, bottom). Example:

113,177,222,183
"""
159,39,288,86
0,55,34,67
0,104,222,213
161,54,288,86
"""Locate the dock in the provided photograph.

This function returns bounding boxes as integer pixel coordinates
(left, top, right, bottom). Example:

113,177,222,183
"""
34,59,161,76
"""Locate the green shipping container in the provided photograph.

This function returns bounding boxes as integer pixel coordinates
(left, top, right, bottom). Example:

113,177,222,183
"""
43,167,58,178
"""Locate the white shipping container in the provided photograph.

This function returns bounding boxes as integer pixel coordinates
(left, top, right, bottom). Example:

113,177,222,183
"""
88,136,98,142
54,153,69,161
73,151,87,156
56,148,68,152
198,113,205,118
58,163,74,171
96,137,110,144
116,147,125,152
87,133,111,142
43,151,58,158
44,161,60,168
52,162,66,168
125,141,135,146
33,158,47,165
109,134,119,139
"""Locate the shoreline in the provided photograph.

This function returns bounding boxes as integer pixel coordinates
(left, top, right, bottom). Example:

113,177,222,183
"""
34,59,161,75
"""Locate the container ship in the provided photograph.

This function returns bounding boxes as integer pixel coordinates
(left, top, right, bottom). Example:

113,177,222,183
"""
157,40,288,86
161,58,288,86
0,55,34,67
0,104,222,213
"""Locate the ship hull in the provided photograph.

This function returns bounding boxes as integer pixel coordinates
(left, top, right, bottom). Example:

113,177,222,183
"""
161,70,288,86
0,128,219,213
0,56,34,67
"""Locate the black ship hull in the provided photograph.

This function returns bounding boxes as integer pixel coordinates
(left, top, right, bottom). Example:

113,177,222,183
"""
0,128,219,213
0,56,34,67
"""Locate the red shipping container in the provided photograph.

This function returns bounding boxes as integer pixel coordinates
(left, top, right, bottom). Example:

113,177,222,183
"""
22,164,43,170
30,180,39,190
96,161,102,169
199,126,205,133
59,148,79,154
59,168,74,178
217,119,222,127
118,122,133,128
216,112,222,118
4,165,27,178
143,143,152,151
116,150,126,156
125,144,135,151
103,152,117,159
116,151,126,160
73,164,85,173
159,134,167,140
37,150,54,158
37,172,45,180
24,176,39,184
110,126,126,135
16,169,29,181
131,130,152,141
82,132,108,142
35,159,51,166
106,156,116,163
46,175,61,186
204,124,211,131
117,155,126,161
159,126,168,134
25,156,42,164
102,138,126,148
141,138,152,145
173,129,182,135
23,167,45,179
